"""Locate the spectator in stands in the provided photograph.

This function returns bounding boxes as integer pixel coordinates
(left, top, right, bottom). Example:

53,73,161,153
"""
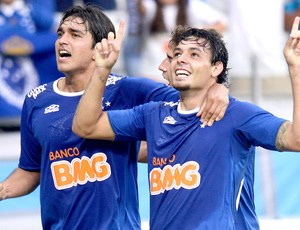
122,0,150,77
284,0,300,32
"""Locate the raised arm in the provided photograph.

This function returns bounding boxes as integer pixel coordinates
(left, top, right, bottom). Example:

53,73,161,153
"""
72,21,125,140
276,16,300,151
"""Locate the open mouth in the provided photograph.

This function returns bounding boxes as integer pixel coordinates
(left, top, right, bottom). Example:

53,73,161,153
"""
175,69,190,78
59,50,71,58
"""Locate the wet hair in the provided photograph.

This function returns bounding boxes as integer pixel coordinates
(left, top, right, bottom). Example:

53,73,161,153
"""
169,25,229,85
59,5,116,48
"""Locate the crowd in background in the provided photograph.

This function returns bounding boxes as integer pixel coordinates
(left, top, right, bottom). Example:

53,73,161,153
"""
0,0,298,123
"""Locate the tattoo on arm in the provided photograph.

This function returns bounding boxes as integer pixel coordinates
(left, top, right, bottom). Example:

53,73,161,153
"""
98,76,106,84
275,121,291,151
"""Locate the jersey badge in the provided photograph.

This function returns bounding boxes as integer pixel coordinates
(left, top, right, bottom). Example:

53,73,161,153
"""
44,104,59,114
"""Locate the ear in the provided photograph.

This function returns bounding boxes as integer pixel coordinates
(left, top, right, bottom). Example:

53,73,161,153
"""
211,61,223,78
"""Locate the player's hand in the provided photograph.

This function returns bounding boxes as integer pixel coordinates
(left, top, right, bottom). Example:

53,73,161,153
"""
197,83,229,126
94,20,125,70
0,183,8,201
284,16,300,67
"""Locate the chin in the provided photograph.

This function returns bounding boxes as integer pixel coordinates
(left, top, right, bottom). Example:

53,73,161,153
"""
173,85,190,91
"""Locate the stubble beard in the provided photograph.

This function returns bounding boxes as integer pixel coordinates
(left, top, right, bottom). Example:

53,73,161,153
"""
173,84,190,92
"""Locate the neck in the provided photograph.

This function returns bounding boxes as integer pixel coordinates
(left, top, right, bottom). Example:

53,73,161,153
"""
178,81,217,111
58,68,95,93
179,90,206,111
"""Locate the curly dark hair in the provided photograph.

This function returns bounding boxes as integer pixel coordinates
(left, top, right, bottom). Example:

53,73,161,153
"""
169,25,229,85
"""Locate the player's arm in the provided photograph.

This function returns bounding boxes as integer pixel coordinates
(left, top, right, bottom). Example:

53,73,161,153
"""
73,71,115,140
0,168,40,200
72,21,125,140
276,16,300,151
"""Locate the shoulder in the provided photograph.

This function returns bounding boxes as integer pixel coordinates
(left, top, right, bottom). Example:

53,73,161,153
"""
24,80,58,109
228,97,261,111
135,101,163,111
141,101,177,115
26,82,52,101
110,74,172,97
106,74,158,88
106,73,125,86
112,74,163,87
22,81,54,116
226,96,278,126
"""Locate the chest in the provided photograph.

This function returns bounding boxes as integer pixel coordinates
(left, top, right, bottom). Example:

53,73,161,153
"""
146,111,233,168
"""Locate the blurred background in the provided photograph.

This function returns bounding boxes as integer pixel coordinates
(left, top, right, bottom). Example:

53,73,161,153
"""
1,0,300,229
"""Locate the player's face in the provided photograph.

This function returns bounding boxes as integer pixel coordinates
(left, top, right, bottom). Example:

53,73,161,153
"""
158,49,173,84
170,38,217,91
55,17,95,77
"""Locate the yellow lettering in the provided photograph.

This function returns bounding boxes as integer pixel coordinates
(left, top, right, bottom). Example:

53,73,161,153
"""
49,147,81,161
60,149,69,158
181,163,199,188
152,155,176,167
73,158,95,183
73,147,80,156
150,161,200,195
51,153,111,190
49,152,55,161
150,169,162,194
93,154,110,180
55,150,61,159
51,161,74,189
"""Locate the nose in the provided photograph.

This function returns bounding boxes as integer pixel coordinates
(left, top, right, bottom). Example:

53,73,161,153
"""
158,59,167,72
58,34,69,45
176,54,187,63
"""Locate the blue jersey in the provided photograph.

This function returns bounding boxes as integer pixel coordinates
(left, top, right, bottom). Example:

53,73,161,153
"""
108,97,285,229
235,150,260,230
19,74,178,230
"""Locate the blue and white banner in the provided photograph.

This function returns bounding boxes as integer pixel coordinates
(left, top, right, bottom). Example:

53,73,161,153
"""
0,1,60,125
0,33,59,123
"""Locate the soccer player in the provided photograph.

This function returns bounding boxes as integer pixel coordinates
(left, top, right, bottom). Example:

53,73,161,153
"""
72,17,300,229
158,47,259,229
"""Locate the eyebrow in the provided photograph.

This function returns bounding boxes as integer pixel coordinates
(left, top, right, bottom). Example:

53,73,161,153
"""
174,46,203,53
57,23,87,34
